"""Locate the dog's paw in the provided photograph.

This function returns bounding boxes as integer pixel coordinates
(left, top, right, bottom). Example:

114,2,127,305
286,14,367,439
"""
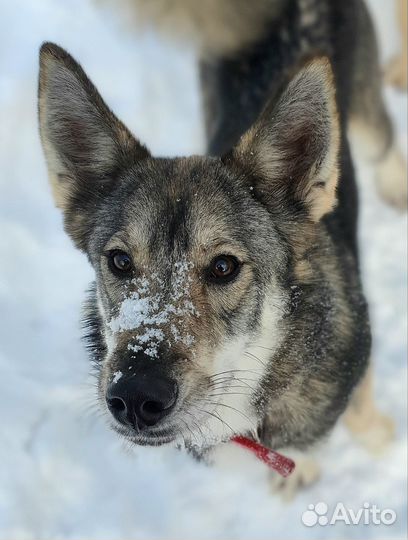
345,409,395,456
270,456,320,502
375,146,407,211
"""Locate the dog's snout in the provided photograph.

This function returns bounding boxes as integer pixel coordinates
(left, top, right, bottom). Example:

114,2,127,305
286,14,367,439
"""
106,375,178,430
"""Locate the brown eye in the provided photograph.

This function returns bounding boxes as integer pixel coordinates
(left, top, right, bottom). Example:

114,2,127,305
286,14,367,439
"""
208,255,241,284
108,250,133,275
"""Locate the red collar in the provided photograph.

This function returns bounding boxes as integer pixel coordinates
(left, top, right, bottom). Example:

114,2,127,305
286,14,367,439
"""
232,436,295,477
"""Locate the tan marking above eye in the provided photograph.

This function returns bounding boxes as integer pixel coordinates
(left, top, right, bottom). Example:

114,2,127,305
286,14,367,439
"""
104,234,130,253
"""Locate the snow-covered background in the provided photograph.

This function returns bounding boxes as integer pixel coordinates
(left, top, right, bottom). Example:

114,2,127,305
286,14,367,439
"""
0,0,406,538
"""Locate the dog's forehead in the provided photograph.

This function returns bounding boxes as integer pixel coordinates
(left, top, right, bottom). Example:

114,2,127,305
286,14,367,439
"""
114,156,250,260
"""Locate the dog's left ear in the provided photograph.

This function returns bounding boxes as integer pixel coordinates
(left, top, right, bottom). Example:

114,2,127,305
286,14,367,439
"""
229,58,340,221
38,42,150,249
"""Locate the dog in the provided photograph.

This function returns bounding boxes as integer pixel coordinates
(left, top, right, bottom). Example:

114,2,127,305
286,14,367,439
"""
385,0,408,91
38,0,399,495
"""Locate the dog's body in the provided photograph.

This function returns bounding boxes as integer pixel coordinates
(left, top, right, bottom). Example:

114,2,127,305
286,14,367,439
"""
126,0,407,209
385,0,408,91
38,0,401,487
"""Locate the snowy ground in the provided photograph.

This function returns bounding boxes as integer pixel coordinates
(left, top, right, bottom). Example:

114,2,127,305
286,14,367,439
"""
0,0,406,538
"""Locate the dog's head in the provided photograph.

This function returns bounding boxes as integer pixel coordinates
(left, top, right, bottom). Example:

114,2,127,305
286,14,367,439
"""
38,43,339,448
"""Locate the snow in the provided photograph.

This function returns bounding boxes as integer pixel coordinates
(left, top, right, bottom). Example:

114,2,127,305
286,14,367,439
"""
108,263,196,358
112,371,123,384
0,0,406,538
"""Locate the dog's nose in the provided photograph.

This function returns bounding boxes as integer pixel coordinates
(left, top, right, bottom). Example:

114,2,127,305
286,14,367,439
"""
106,375,178,430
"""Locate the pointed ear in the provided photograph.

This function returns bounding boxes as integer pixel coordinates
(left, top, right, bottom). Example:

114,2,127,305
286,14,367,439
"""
38,43,150,247
230,58,340,221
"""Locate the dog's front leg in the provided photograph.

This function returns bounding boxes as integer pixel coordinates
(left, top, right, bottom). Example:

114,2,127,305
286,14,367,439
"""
268,447,321,501
343,363,395,455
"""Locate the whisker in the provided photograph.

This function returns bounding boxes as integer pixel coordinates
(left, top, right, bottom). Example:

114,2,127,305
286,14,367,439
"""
179,417,198,445
210,368,264,378
251,344,278,352
208,375,260,385
244,351,267,368
184,410,206,443
207,383,255,392
208,392,251,398
203,400,253,424
197,407,235,436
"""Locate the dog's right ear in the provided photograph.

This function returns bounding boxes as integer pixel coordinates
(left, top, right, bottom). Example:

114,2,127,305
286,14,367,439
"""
38,42,150,249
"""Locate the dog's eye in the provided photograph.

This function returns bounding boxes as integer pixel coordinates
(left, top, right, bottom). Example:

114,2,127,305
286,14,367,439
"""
207,255,241,284
108,250,133,275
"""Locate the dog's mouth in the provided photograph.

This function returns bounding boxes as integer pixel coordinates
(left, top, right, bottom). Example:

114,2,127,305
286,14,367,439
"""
129,433,177,447
111,422,179,446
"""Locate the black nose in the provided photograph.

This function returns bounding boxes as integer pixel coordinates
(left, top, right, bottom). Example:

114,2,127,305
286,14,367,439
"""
106,374,178,430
